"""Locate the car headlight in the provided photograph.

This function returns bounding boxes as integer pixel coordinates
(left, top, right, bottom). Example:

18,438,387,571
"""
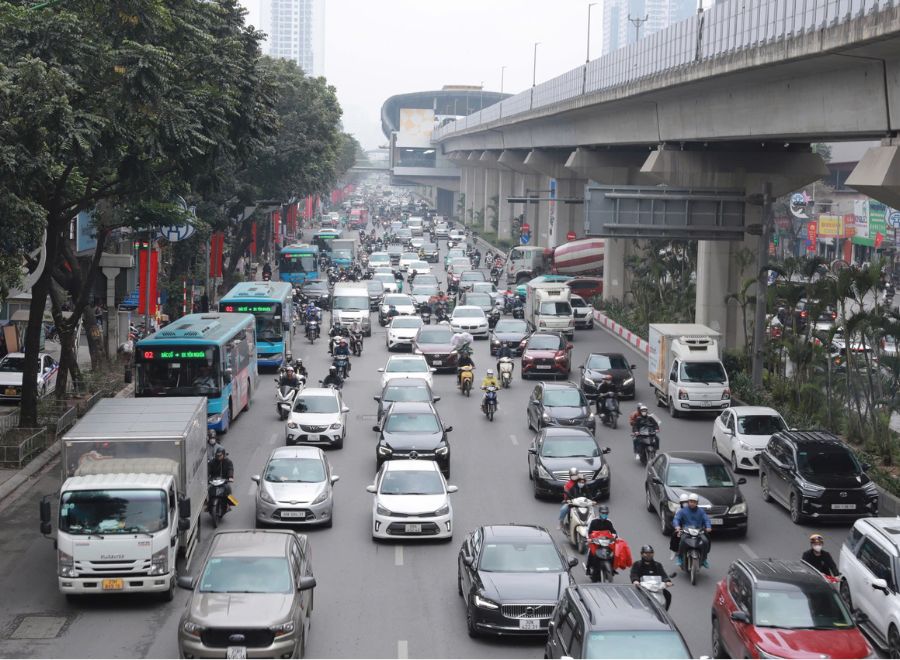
622,377,634,386
258,487,276,504
728,501,747,515
329,422,342,430
311,490,329,505
474,594,500,610
755,646,783,659
583,376,595,386
208,413,222,424
435,445,449,457
149,548,168,576
797,479,826,497
270,621,295,638
376,503,393,516
414,348,423,355
737,439,751,450
542,413,551,422
58,550,76,578
377,445,393,456
287,422,298,429
597,464,609,479
864,481,879,497
434,504,450,516
668,501,680,513
182,620,205,638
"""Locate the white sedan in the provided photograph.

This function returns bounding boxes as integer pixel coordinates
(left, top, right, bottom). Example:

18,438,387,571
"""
366,459,457,541
399,252,420,272
374,272,399,293
286,387,350,449
406,260,432,276
386,316,424,352
712,406,788,472
0,352,58,401
449,306,489,338
378,355,435,389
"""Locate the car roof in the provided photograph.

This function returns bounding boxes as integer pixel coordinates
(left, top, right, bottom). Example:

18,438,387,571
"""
382,459,440,472
528,332,563,341
382,378,431,391
541,381,581,390
453,305,484,313
385,401,436,414
737,559,830,589
664,451,726,465
481,524,554,542
390,317,423,326
297,387,338,398
858,518,900,553
572,584,674,631
269,446,325,461
542,426,595,438
773,430,843,447
387,355,427,362
587,351,625,358
726,406,782,416
209,529,294,557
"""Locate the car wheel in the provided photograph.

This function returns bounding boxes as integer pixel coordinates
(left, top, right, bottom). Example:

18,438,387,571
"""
668,396,680,419
839,580,853,610
890,625,900,660
711,438,719,456
160,576,175,603
646,486,654,513
789,491,805,524
466,606,480,638
457,571,463,597
659,507,672,536
335,432,345,450
323,510,333,529
730,452,740,474
760,472,772,502
710,616,728,658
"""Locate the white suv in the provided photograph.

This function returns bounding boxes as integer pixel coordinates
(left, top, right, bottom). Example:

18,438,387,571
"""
839,517,900,654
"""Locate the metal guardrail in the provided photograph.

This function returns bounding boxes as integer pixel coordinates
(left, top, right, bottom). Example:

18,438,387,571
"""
0,412,20,435
433,0,893,140
0,428,50,469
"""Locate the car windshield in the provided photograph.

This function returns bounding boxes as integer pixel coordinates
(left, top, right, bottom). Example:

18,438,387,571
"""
679,361,727,383
409,261,428,270
384,296,411,307
453,308,484,319
587,354,629,370
737,415,786,435
754,586,853,629
293,395,338,414
374,274,395,283
392,318,423,329
199,557,292,594
136,348,221,398
265,458,326,483
666,463,734,487
450,259,470,268
384,385,430,403
59,489,167,535
418,329,453,343
447,250,464,259
421,243,437,251
386,359,428,373
412,285,438,296
543,389,585,407
402,253,418,260
466,294,491,306
584,631,691,659
541,436,599,458
473,283,494,292
461,272,486,282
379,470,444,495
797,448,861,477
0,357,24,372
539,302,572,316
528,336,561,350
494,320,527,333
571,296,587,306
301,282,328,295
370,254,390,264
367,282,383,294
478,542,563,573
384,412,440,433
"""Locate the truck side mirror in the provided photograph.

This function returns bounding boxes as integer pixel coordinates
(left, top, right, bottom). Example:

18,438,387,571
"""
178,497,191,520
39,499,51,524
177,518,190,532
177,575,195,590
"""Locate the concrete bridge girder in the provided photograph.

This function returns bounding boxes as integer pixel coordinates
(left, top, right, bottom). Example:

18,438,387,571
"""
846,141,900,210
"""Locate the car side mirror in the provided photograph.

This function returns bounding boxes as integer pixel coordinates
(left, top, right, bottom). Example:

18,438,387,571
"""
631,364,636,369
602,447,612,454
366,484,376,493
251,475,260,484
331,475,340,484
177,576,194,590
223,369,233,384
872,578,890,594
528,448,536,454
651,476,662,485
579,365,585,370
730,611,750,624
862,462,871,471
567,343,574,350
377,368,384,372
433,396,441,402
463,554,474,567
297,576,317,591
737,477,747,485
373,396,381,402
341,407,350,413
548,620,556,634
444,426,453,433
447,485,458,494
178,517,190,532
567,556,579,568
854,611,869,625
372,425,381,432
431,368,437,373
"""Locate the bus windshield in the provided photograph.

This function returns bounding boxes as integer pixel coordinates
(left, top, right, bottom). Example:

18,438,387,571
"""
280,252,316,274
136,346,221,398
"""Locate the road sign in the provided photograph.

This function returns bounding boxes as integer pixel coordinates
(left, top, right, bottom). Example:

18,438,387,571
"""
888,211,900,228
566,230,576,241
521,223,530,233
520,232,531,245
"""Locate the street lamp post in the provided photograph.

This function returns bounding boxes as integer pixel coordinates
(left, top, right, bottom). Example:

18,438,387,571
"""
532,42,541,87
586,2,598,63
500,65,506,94
627,13,649,42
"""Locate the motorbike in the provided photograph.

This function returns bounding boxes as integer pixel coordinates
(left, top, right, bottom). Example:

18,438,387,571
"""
498,357,514,388
599,392,619,429
677,527,708,586
434,306,449,323
350,331,363,357
481,385,498,421
639,575,672,610
207,478,231,528
274,379,302,420
305,318,320,343
586,531,617,583
564,496,595,554
512,301,525,319
458,365,474,397
487,307,501,329
332,354,350,379
490,267,502,286
634,426,659,466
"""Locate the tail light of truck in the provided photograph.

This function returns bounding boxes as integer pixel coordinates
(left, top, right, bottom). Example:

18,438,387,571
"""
722,388,731,400
58,550,76,578
678,389,689,400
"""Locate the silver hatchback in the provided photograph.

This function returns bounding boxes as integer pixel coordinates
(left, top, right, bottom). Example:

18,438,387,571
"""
253,446,339,528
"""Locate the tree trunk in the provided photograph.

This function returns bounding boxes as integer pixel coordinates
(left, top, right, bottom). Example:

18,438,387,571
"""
47,284,80,399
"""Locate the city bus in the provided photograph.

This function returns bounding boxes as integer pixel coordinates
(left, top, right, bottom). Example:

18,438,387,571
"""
135,312,259,433
279,243,319,285
218,281,293,369
312,228,342,255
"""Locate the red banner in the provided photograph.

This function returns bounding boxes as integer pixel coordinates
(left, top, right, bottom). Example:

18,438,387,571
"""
806,221,817,250
209,232,224,278
138,248,159,316
272,210,281,249
286,204,297,234
304,196,314,220
250,222,257,257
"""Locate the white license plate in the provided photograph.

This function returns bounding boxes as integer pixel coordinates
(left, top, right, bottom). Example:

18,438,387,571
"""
537,365,552,370
700,401,714,407
226,647,247,659
711,518,724,525
281,510,306,518
519,619,540,630
432,360,442,366
832,503,856,510
404,523,422,533
307,434,319,442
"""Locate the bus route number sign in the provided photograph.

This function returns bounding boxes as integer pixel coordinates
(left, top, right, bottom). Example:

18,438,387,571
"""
142,350,207,360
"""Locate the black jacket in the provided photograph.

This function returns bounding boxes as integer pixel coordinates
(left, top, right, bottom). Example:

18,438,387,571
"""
630,559,669,584
802,549,839,577
279,375,302,388
322,374,343,388
588,518,617,536
209,457,234,480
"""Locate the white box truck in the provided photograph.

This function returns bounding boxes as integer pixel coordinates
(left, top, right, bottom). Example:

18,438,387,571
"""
42,397,207,601
331,281,371,335
647,323,731,418
526,281,575,339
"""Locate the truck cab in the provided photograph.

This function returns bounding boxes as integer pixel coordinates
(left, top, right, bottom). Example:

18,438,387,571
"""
526,282,575,339
506,246,551,285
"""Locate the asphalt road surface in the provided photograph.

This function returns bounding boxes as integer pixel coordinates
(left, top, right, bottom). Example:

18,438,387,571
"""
0,236,849,659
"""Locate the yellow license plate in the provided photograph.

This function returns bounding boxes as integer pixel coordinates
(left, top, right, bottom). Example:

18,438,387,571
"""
4,388,16,396
102,578,124,591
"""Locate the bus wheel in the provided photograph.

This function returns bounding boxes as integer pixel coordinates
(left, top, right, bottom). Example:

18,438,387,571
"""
244,382,251,411
221,406,231,434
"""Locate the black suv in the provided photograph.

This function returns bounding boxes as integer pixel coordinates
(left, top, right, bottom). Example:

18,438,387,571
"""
545,584,692,659
526,381,595,432
758,430,878,524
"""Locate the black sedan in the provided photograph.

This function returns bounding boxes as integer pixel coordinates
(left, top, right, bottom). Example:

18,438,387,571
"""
528,427,611,500
645,451,748,536
457,524,577,638
299,279,331,310
365,280,384,311
373,402,452,477
489,319,530,356
579,352,637,399
526,382,595,432
373,378,440,422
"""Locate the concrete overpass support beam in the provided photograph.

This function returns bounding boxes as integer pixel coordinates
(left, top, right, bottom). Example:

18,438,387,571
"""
462,167,475,224
470,169,486,229
602,239,628,302
846,141,900,210
497,169,514,241
551,178,586,246
484,168,499,234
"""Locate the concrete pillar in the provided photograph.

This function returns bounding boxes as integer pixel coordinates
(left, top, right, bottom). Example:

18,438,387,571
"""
550,178,586,247
602,239,628,302
470,169,486,229
484,168,499,234
497,169,514,241
462,167,474,224
695,241,732,337
102,267,118,356
846,140,900,210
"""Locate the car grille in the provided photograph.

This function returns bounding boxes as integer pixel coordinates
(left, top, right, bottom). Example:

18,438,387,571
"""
556,417,588,426
382,510,443,518
501,604,556,620
551,470,594,481
386,522,440,535
74,559,150,576
201,629,275,648
701,505,729,516
393,450,436,460
301,424,328,433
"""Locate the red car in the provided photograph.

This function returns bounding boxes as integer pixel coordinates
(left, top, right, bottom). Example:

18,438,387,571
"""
711,559,872,659
521,332,572,379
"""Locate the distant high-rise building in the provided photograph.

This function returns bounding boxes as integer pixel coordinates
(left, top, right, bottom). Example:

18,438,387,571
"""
601,0,698,56
243,0,325,76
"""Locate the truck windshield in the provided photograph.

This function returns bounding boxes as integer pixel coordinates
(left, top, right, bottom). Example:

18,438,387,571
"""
332,296,369,310
136,348,221,398
539,302,572,316
679,361,727,383
60,489,167,534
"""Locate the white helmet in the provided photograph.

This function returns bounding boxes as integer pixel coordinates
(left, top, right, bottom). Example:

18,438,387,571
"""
486,369,494,377
687,492,700,503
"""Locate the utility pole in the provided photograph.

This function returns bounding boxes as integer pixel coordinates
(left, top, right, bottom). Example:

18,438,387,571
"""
751,182,774,388
586,3,598,62
532,42,541,87
627,13,649,42
500,65,506,94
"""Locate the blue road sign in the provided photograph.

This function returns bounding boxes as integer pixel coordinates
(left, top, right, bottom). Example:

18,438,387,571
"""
520,232,531,245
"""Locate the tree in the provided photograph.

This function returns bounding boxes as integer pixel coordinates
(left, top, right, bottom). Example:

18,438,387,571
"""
0,0,270,426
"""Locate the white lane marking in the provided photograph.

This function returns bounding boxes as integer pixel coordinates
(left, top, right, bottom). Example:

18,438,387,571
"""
510,434,519,446
740,543,758,559
395,545,404,566
397,640,408,659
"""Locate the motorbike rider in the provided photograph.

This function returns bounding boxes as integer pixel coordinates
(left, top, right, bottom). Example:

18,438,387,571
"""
673,493,712,568
328,324,349,355
669,493,690,557
334,338,351,376
279,365,302,389
304,302,320,322
801,533,839,578
407,269,417,285
630,546,673,610
208,447,235,504
480,369,499,413
292,357,308,380
495,342,514,375
386,304,400,323
630,404,660,461
587,504,617,536
595,377,618,416
456,350,475,387
262,262,272,279
322,365,344,389
558,468,589,530
206,430,224,463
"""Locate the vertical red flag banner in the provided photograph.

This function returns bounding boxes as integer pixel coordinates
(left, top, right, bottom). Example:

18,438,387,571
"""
209,232,224,277
138,249,159,315
304,196,313,220
250,222,257,257
806,221,817,251
287,204,297,234
272,210,282,249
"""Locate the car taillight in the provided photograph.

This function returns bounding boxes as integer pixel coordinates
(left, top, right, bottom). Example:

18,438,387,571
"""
831,312,837,319
800,310,808,318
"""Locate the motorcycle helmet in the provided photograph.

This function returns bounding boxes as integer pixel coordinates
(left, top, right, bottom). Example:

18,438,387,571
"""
809,533,824,544
486,369,494,377
329,366,337,373
215,447,226,458
285,366,294,374
598,505,610,516
639,403,648,415
640,545,655,555
678,492,690,505
687,492,700,503
568,467,579,479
